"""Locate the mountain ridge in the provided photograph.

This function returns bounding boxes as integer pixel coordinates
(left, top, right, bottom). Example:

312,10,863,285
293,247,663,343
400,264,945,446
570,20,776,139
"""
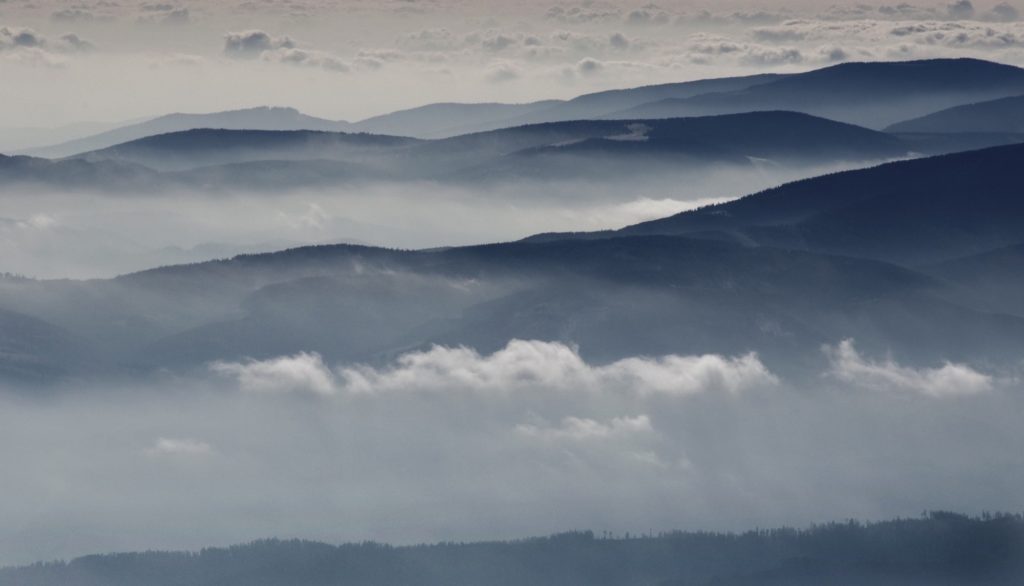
21,107,353,159
528,142,1024,265
23,58,1022,157
885,94,1024,133
609,58,1024,129
2,111,913,188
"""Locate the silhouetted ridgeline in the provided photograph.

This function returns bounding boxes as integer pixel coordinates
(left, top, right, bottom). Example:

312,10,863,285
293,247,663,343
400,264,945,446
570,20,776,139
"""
599,142,1024,265
1,513,1021,586
614,58,1024,129
886,95,1024,134
0,111,913,191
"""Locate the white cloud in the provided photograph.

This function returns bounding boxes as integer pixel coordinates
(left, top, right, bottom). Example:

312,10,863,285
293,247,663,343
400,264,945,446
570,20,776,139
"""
484,60,522,82
515,414,669,469
211,341,775,397
0,26,45,50
873,4,943,20
397,28,459,52
576,56,603,75
18,214,57,230
823,339,994,397
545,4,622,24
337,340,776,396
684,33,813,67
263,47,352,72
210,352,336,395
221,30,372,73
948,0,976,20
146,437,213,456
598,352,778,396
584,197,732,227
677,17,1024,68
517,415,654,441
752,27,808,43
223,30,295,58
626,8,670,26
739,46,804,65
0,46,68,68
988,3,1021,22
0,26,94,57
51,8,103,23
57,34,93,52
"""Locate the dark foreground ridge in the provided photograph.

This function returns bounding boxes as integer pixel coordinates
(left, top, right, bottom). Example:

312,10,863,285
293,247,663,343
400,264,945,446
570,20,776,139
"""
2,513,1023,586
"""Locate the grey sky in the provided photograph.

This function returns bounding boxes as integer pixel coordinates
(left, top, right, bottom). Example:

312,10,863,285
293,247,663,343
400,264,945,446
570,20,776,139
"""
1,1,1022,127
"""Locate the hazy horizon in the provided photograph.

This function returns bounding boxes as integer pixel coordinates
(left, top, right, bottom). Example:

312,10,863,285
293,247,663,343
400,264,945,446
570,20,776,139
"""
2,1,1024,130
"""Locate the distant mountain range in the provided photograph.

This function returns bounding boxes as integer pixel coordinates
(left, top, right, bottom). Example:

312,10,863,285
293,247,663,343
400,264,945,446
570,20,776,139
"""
351,73,787,138
0,112,917,191
16,58,1024,159
14,74,785,157
78,128,419,173
2,142,1024,383
0,154,159,189
611,58,1024,129
0,119,128,154
886,94,1024,134
23,107,352,159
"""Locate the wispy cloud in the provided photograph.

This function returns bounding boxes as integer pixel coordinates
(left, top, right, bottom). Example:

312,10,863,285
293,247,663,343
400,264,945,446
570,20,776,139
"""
211,352,336,395
823,339,993,397
212,340,777,397
146,437,213,456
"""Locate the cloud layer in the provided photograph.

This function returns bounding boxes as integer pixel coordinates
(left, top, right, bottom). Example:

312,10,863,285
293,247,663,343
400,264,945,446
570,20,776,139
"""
0,337,1019,566
824,339,994,397
213,340,778,396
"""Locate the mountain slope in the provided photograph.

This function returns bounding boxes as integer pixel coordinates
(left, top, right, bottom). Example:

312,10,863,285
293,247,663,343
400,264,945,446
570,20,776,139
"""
889,131,1024,157
18,59,1022,157
448,112,909,181
598,143,1024,264
13,73,786,155
0,305,97,383
0,154,159,189
521,73,787,125
0,119,131,154
61,112,909,186
76,128,419,172
3,232,1023,382
350,101,565,138
347,73,787,138
885,95,1024,133
23,107,352,159
925,242,1024,316
612,59,1024,129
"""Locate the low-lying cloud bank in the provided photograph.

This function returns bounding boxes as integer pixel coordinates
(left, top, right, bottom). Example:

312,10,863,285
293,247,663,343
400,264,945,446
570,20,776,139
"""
213,340,777,397
0,182,750,279
0,338,1018,567
213,338,997,399
824,339,994,397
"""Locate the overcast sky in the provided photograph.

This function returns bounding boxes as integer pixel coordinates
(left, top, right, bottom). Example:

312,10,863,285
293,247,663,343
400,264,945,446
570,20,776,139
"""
1,0,1023,127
